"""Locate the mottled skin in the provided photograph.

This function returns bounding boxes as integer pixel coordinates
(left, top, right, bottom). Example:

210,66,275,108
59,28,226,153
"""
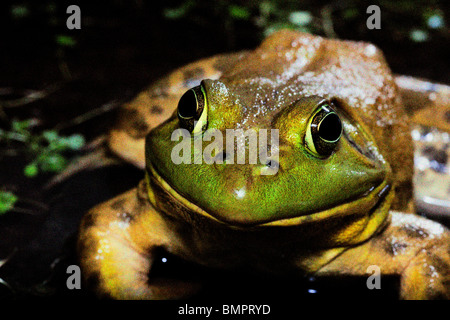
78,30,450,299
396,75,450,133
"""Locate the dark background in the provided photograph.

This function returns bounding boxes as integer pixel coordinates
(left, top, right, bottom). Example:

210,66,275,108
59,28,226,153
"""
0,0,448,300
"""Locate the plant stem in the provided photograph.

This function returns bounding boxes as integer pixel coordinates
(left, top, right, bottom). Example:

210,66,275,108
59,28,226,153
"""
18,197,48,210
54,100,120,131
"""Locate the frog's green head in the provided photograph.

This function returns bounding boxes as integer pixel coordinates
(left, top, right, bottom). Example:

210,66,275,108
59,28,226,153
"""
145,31,398,245
145,81,393,231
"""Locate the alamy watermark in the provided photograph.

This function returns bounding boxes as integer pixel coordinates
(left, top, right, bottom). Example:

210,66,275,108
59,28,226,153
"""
366,5,381,30
64,263,382,291
66,5,81,30
66,264,81,289
366,265,381,289
65,5,381,31
170,126,280,175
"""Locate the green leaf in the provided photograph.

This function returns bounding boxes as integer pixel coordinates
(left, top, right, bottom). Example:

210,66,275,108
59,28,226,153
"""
65,134,85,150
426,14,444,29
4,118,85,178
43,130,59,143
0,191,18,215
56,35,77,47
410,29,428,42
10,5,29,19
40,153,67,172
288,11,312,26
24,163,39,177
48,137,71,152
342,8,359,20
12,119,32,133
259,1,274,16
29,140,41,153
229,5,251,20
163,1,194,19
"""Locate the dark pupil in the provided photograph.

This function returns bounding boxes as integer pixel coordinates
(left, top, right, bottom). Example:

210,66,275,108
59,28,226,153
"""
178,89,198,118
318,113,342,142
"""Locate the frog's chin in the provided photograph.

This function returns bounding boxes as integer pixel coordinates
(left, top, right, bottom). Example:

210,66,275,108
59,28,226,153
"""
145,161,393,236
145,163,222,223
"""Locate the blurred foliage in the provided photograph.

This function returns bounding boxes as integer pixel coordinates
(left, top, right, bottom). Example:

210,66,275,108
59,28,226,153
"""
4,0,447,48
55,34,77,47
0,119,85,214
0,119,85,178
156,0,447,42
1,0,447,85
0,191,18,215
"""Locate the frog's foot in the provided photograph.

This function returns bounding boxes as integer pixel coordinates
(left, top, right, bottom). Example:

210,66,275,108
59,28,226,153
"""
391,213,450,299
316,211,450,299
77,184,201,299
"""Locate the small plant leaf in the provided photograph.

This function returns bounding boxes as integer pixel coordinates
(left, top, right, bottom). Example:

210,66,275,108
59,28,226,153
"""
163,1,194,19
43,130,59,143
40,153,67,172
0,191,18,215
12,119,32,133
229,5,251,20
288,11,312,26
56,35,77,47
65,134,85,150
10,5,29,19
410,29,428,42
24,163,39,177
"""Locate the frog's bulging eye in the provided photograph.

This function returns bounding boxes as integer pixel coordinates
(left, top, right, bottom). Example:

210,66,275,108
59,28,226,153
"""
318,112,342,142
177,85,208,134
305,103,342,157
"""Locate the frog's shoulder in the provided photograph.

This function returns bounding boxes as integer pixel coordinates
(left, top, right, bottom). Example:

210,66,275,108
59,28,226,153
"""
388,211,449,243
107,51,249,168
371,211,450,265
395,75,450,133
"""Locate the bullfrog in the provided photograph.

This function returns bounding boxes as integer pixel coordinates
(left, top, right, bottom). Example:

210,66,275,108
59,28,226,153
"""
77,30,450,299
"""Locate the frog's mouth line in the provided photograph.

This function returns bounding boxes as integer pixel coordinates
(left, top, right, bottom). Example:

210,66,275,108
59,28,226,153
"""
145,161,393,232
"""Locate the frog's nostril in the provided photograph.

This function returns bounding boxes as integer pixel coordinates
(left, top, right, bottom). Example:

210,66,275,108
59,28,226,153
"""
266,159,279,169
345,131,378,161
215,151,230,162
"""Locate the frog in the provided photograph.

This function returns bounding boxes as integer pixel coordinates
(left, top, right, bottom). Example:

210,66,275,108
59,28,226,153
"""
77,30,450,300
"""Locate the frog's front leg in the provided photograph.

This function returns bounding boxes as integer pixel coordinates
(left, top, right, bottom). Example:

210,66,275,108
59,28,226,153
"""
77,182,200,299
315,211,450,299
